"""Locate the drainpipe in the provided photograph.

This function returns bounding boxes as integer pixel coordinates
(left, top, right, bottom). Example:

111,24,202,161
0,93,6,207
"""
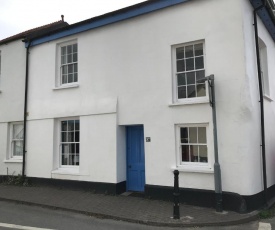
22,40,31,179
253,1,268,207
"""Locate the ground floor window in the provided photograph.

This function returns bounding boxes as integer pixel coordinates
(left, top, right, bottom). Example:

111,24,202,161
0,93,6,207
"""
60,119,80,166
11,123,24,158
179,126,208,164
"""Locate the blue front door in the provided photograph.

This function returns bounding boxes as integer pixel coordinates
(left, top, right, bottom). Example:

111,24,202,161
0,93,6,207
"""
126,126,145,192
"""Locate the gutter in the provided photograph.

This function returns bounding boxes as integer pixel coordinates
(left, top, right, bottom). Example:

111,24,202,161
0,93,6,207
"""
22,40,31,179
253,0,268,207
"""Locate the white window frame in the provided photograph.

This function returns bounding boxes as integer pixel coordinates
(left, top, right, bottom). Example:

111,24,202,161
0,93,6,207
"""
172,41,208,105
55,40,78,88
58,117,80,169
175,123,213,173
9,122,24,160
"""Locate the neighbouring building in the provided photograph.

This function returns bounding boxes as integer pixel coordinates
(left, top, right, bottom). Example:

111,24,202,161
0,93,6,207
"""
1,0,275,213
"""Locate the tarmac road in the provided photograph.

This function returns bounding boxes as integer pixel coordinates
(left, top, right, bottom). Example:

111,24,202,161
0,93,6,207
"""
0,200,272,230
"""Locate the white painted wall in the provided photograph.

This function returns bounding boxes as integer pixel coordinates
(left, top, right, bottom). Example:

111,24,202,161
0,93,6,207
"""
6,0,272,197
242,0,275,195
0,40,25,176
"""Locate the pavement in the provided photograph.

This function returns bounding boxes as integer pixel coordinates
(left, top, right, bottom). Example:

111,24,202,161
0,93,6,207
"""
0,184,260,227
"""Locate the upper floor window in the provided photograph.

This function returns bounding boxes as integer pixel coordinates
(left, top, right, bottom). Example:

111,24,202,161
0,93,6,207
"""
10,123,24,158
61,43,78,85
258,38,270,97
173,42,206,102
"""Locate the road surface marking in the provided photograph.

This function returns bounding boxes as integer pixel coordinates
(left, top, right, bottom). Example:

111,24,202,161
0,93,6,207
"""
0,222,55,230
259,222,272,230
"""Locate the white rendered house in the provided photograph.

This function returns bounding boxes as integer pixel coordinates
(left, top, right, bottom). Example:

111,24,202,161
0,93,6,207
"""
1,0,275,213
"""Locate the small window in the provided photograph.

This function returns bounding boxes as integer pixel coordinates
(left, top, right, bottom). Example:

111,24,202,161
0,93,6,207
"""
179,126,208,164
173,42,206,101
11,123,24,158
56,41,78,87
61,43,78,85
60,119,80,166
258,38,270,97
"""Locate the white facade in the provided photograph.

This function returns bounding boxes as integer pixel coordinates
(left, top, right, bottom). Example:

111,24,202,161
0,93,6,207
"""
1,0,275,211
0,40,26,176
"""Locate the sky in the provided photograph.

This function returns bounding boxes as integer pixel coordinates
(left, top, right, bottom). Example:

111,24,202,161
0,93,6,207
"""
0,0,145,40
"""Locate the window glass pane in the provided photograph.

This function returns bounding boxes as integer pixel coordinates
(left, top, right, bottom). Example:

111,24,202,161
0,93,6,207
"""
62,154,67,165
197,84,206,97
186,72,195,85
177,73,186,86
62,66,67,74
68,74,74,83
61,121,67,131
67,54,72,63
68,64,73,74
187,85,196,98
198,127,207,143
68,132,74,142
74,73,78,82
177,60,185,72
62,75,67,84
61,47,66,55
181,145,190,162
194,44,203,56
75,131,79,142
178,86,186,99
195,57,204,69
73,44,77,53
190,145,198,162
199,145,208,162
73,53,77,62
13,141,23,156
75,153,79,165
67,45,72,54
61,132,67,142
69,144,75,153
69,154,74,165
186,58,194,71
68,120,75,131
189,127,197,143
176,47,184,59
61,55,66,65
76,143,79,153
13,124,23,139
62,144,69,153
74,64,78,73
180,128,188,143
196,70,205,81
185,45,194,58
75,120,79,131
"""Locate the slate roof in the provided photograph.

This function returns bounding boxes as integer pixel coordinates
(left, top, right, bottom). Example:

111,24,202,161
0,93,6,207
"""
0,20,69,45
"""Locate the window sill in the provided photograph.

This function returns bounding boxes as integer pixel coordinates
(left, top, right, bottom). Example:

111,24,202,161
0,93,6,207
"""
52,168,86,176
263,95,273,102
169,98,209,106
171,165,214,174
3,159,23,163
53,84,79,90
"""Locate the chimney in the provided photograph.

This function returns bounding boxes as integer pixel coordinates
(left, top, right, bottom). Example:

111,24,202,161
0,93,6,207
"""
61,15,64,22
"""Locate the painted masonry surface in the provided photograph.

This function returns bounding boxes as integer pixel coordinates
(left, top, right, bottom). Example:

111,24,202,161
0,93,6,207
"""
0,0,275,212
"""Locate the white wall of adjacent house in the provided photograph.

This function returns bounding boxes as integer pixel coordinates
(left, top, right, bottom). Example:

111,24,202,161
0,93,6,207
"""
19,0,271,196
0,40,25,176
242,0,275,194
